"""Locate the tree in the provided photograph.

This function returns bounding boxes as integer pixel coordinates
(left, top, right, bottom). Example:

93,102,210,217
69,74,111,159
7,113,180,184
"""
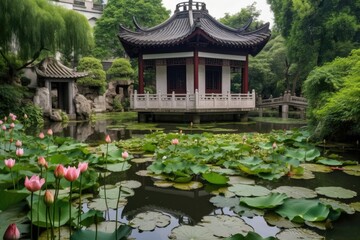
107,58,134,81
267,0,360,93
77,57,107,94
0,0,93,84
219,3,264,30
93,0,170,59
303,49,360,140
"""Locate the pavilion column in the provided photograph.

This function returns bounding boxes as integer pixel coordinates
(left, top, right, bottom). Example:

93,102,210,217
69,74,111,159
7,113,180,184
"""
194,49,199,92
241,55,249,93
138,54,144,94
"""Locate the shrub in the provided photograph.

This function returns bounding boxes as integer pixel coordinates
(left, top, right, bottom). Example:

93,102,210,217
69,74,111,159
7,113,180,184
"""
77,57,106,94
107,58,134,81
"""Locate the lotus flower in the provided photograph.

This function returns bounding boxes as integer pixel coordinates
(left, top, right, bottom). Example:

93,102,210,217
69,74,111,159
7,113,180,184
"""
4,158,15,169
38,132,45,139
10,123,15,128
171,138,179,145
105,134,111,143
3,223,20,240
15,140,22,148
64,167,80,182
2,125,6,131
25,175,45,192
122,151,129,159
15,148,24,157
54,164,66,179
78,162,88,173
47,129,53,136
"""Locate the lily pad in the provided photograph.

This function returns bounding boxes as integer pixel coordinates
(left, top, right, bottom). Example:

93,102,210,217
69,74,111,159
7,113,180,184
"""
240,193,288,209
74,223,132,240
99,186,135,199
202,172,229,185
118,180,142,189
169,225,219,240
173,181,203,190
210,187,236,198
300,163,333,173
343,165,360,176
317,159,343,166
228,184,270,197
276,228,324,240
319,198,355,214
225,232,277,240
210,195,240,208
88,198,127,211
131,157,153,164
272,186,317,199
129,211,171,231
154,181,174,188
304,221,327,230
228,176,255,185
290,169,315,179
350,202,360,212
199,215,253,238
103,162,131,172
315,187,357,199
264,213,302,228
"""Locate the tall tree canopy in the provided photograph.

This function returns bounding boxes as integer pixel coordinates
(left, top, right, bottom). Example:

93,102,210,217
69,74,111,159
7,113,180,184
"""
219,3,264,31
267,0,360,93
93,0,170,59
0,0,93,84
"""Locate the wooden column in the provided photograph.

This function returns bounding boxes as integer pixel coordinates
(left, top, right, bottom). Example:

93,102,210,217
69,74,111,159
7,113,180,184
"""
138,54,144,94
242,55,249,93
194,49,199,92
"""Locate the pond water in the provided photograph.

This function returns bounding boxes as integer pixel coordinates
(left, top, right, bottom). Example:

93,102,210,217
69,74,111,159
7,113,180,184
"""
39,113,360,240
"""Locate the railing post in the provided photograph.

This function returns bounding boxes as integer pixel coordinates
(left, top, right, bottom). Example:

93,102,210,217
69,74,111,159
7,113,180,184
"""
157,90,162,109
172,91,175,108
252,89,256,108
145,92,149,109
195,89,199,109
133,90,138,109
186,91,190,110
227,91,231,108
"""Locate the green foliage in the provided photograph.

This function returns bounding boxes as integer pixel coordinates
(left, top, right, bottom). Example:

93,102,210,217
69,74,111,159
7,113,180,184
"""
107,58,134,81
112,95,123,112
93,0,170,58
0,0,93,83
303,49,360,139
267,0,360,93
77,57,106,94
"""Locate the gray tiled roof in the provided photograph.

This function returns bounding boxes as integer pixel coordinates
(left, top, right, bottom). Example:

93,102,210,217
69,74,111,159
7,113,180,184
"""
118,1,271,57
36,58,88,79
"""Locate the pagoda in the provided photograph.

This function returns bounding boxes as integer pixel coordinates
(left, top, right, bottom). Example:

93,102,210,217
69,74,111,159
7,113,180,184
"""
118,1,271,123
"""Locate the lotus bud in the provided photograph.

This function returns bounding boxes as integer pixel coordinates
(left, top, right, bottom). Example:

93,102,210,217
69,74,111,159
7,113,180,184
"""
39,132,45,139
16,148,24,157
44,190,54,206
171,138,179,145
105,134,111,143
15,140,22,148
122,151,129,159
3,223,20,240
47,129,53,136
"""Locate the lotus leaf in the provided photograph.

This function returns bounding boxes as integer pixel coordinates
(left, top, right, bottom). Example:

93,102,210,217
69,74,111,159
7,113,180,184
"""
173,181,203,190
228,176,255,185
300,163,333,173
118,180,142,189
210,187,236,198
211,168,240,176
0,189,29,211
202,172,229,185
131,157,153,164
276,228,324,240
99,186,134,199
129,211,171,231
304,221,327,230
343,165,360,176
210,195,240,208
154,181,174,188
199,215,253,238
103,162,131,172
190,164,210,174
264,213,302,228
224,232,277,240
317,159,343,166
38,227,71,240
169,225,219,240
350,202,360,212
276,199,330,223
290,169,315,179
73,223,131,240
233,204,265,217
272,186,317,199
228,184,270,197
0,203,28,238
319,198,355,214
88,198,127,211
240,193,288,209
79,209,104,227
315,187,357,199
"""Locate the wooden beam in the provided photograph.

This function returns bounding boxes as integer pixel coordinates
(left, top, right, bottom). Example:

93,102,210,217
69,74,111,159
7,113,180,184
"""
138,54,144,94
242,55,249,93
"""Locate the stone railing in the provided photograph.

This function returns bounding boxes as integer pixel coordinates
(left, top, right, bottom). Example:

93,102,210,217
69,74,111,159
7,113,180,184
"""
131,90,256,112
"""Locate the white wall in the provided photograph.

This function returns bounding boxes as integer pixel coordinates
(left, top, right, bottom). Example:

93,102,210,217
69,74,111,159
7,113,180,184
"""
198,64,206,94
222,66,231,94
156,65,167,94
186,64,194,93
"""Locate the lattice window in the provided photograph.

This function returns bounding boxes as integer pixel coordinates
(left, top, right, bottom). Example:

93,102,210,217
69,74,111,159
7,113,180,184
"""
167,58,186,65
205,58,223,66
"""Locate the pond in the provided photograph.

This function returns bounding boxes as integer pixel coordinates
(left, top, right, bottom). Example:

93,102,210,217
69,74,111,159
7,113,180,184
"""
2,112,359,240
44,113,359,240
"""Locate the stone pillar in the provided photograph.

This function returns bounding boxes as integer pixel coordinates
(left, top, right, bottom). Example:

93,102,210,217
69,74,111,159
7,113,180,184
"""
282,104,289,119
259,108,263,117
68,81,75,115
138,54,144,94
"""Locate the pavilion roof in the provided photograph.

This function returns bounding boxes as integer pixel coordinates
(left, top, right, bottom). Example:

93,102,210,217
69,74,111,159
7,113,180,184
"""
35,57,88,79
118,1,271,58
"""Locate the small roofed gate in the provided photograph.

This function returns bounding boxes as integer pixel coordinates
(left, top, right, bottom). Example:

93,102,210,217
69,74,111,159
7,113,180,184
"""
118,1,271,121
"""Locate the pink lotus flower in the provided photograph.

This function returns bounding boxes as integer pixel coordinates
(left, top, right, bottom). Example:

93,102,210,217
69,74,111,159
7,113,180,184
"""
37,156,47,167
4,159,16,169
9,123,15,128
25,175,45,192
105,134,111,143
0,120,3,125
2,125,6,131
64,167,80,182
16,148,24,157
11,116,16,121
39,132,45,139
44,190,54,206
15,140,22,148
3,223,20,240
47,129,53,136
122,151,129,159
54,164,66,179
78,162,88,173
171,138,179,145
